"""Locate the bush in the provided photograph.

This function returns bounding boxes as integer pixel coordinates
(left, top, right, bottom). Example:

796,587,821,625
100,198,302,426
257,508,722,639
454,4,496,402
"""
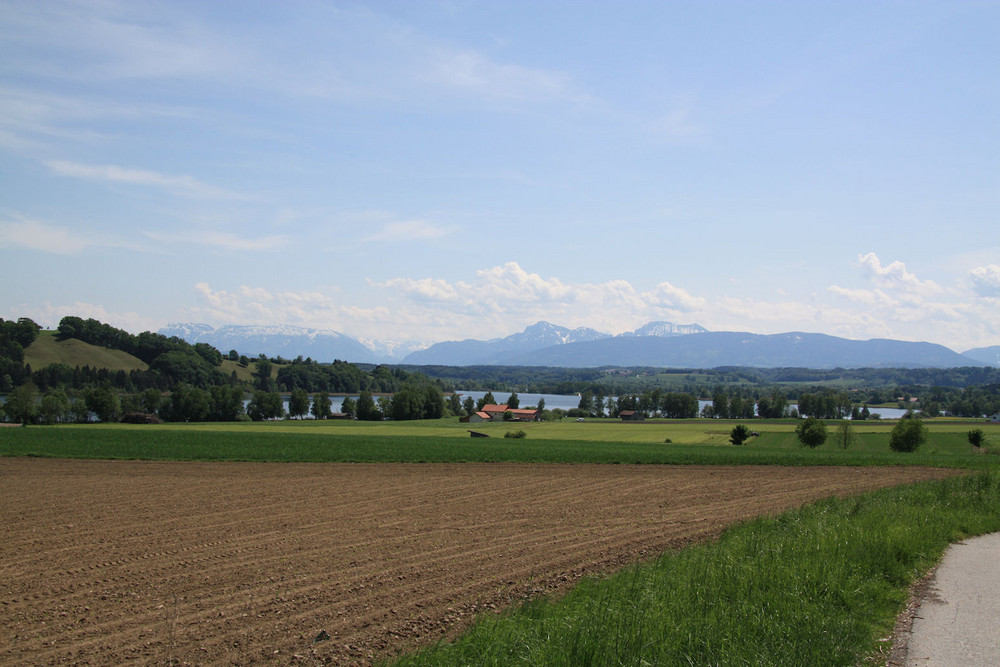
795,417,828,448
730,424,752,446
968,428,986,448
890,418,928,452
119,412,163,424
504,430,527,439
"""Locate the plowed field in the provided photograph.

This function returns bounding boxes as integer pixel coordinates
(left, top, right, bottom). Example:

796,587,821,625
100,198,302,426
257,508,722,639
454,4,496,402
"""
1,459,955,665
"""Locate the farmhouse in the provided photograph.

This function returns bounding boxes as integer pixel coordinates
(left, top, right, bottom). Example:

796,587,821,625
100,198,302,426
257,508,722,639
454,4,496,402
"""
620,410,644,421
469,404,541,422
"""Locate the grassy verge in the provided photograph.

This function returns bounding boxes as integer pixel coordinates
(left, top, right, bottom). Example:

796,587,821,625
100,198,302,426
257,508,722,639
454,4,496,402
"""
388,472,1000,667
2,425,994,468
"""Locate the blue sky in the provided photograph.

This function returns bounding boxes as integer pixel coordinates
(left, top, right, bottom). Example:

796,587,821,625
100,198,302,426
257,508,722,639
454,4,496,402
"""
2,0,998,351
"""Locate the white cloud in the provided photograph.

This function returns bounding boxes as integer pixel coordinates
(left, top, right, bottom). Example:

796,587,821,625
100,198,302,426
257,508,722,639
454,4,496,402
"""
363,219,453,243
820,254,1000,348
145,230,288,252
174,254,1000,350
644,282,706,311
375,262,709,338
188,283,388,334
0,216,92,254
419,47,583,103
969,264,1000,298
46,160,240,199
0,1,246,83
857,252,943,294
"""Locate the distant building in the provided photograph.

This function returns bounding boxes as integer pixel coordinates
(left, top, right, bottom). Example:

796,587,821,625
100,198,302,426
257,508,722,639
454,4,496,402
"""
476,404,540,422
620,410,644,421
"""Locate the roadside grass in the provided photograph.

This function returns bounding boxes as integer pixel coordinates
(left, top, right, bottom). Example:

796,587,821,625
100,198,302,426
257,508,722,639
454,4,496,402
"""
3,422,996,468
388,472,1000,667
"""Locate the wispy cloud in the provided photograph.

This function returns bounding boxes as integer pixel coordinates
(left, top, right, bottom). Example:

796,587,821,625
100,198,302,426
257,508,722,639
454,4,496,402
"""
145,230,288,252
362,219,454,243
418,47,586,104
46,160,241,199
0,215,95,254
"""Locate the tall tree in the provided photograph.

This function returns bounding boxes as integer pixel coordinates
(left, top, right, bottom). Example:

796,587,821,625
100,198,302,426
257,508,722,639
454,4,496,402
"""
289,388,310,419
476,391,496,411
85,384,120,423
356,391,380,421
3,384,37,423
312,391,332,419
339,396,356,418
254,358,274,391
247,389,283,421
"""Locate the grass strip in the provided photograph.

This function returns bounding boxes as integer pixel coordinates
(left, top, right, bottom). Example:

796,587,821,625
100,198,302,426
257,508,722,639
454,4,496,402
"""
1,425,989,467
388,472,1000,666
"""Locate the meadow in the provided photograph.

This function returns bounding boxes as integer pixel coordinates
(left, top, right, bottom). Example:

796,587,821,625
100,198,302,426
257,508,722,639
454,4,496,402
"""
4,416,998,470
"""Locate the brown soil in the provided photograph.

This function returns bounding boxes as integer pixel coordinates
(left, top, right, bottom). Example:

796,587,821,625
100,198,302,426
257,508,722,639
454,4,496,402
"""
0,459,956,665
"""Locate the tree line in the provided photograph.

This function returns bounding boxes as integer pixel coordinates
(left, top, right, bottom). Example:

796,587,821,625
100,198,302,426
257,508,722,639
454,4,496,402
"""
0,316,452,424
4,315,999,423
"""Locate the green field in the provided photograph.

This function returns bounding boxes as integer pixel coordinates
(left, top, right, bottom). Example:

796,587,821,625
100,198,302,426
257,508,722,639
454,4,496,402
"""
23,330,149,372
4,418,998,469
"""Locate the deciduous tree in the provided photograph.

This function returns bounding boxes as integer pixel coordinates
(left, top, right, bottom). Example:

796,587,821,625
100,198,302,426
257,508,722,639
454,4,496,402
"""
289,388,310,419
889,418,927,452
835,420,856,449
795,417,828,448
312,391,332,419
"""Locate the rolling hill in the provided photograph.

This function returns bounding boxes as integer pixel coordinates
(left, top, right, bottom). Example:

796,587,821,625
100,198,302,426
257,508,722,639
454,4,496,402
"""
24,331,149,372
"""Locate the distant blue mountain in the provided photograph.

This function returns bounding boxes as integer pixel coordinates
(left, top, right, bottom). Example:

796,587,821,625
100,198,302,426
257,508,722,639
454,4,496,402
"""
161,321,988,369
504,331,980,369
962,345,1000,367
404,324,984,369
401,321,610,365
158,323,385,362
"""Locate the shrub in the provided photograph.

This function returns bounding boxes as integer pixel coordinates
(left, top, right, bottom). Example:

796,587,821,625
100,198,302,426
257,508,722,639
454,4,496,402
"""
119,412,163,424
730,424,752,446
505,430,527,439
795,417,828,448
967,428,986,449
890,418,928,452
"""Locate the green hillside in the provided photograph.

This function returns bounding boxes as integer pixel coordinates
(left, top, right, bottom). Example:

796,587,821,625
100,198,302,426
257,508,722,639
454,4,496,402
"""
24,331,149,372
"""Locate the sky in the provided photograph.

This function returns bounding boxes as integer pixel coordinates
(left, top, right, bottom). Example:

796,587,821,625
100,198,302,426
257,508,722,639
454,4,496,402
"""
2,0,999,353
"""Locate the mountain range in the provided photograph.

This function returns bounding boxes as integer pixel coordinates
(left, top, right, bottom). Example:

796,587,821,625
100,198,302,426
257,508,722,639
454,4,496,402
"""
158,323,422,364
158,321,996,369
